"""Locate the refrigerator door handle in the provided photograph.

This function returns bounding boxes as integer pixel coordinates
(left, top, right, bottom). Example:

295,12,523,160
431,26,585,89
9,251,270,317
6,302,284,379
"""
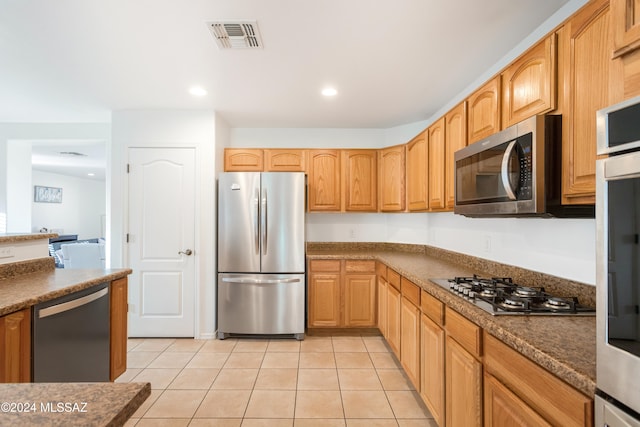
222,277,301,284
254,188,260,256
262,189,268,255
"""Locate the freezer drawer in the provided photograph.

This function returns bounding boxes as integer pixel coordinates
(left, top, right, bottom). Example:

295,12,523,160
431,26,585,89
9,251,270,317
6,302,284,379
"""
217,273,305,340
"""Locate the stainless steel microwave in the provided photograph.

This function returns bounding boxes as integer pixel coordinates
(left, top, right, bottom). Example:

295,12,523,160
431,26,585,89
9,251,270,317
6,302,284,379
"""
454,114,594,218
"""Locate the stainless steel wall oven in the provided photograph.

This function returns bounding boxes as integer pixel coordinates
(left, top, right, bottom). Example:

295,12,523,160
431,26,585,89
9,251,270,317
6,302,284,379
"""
596,95,640,426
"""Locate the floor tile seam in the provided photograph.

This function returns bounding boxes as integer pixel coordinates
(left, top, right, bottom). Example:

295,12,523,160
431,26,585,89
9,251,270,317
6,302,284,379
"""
146,350,199,370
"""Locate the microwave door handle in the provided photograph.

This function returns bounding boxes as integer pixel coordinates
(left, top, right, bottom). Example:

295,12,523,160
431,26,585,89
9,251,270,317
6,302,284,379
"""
501,140,518,200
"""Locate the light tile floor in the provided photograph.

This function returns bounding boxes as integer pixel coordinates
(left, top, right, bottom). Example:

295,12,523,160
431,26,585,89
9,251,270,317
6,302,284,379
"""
119,334,437,426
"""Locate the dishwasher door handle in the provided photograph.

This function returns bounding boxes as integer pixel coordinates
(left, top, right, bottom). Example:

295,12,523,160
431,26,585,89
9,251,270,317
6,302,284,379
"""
38,287,109,319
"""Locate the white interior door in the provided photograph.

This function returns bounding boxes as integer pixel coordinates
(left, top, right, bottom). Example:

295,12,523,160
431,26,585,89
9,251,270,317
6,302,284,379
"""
127,147,196,337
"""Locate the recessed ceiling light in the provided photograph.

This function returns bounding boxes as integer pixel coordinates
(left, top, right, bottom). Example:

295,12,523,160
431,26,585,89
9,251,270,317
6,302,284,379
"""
322,87,338,97
189,86,207,97
87,173,95,177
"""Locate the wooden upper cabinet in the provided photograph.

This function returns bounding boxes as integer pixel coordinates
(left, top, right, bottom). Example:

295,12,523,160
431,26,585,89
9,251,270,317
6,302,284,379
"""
343,150,377,212
501,35,557,128
264,149,305,172
307,149,341,211
445,102,467,209
379,144,406,212
467,76,501,144
406,131,429,211
428,117,446,211
224,148,264,171
612,0,640,57
559,0,612,204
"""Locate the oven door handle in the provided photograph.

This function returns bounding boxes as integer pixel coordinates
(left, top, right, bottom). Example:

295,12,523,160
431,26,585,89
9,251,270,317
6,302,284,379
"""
501,140,518,200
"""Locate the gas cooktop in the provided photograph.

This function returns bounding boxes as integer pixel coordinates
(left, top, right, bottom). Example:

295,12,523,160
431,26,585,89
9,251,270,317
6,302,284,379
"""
431,275,595,316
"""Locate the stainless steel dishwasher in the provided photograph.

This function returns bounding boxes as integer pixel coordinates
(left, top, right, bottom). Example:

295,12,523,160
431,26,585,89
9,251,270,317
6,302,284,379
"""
32,282,110,382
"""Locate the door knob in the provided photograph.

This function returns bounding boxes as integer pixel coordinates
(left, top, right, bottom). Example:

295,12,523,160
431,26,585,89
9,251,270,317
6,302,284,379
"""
179,249,193,256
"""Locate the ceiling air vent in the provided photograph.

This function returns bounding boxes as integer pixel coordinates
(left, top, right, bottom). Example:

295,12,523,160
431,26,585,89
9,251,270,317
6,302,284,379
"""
58,151,87,157
207,21,263,49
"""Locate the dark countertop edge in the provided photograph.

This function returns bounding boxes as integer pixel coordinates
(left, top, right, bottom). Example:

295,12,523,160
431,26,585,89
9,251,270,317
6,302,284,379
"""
307,248,596,397
108,382,151,427
0,268,133,317
0,233,58,243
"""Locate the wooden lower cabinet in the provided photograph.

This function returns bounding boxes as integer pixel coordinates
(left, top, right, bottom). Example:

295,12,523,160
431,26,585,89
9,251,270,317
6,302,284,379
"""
0,308,31,383
308,261,342,327
110,277,129,381
484,373,551,427
308,259,376,328
377,265,388,337
484,332,593,427
386,283,401,358
400,296,420,390
446,335,483,427
344,273,376,327
420,313,445,426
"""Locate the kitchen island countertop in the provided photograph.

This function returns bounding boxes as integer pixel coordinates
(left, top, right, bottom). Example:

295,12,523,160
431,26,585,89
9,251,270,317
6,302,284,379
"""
0,382,150,426
307,244,597,397
0,262,133,316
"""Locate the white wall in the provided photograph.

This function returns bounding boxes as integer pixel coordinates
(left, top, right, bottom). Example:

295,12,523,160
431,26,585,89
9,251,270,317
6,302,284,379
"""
7,140,32,232
31,170,105,239
111,109,218,339
0,122,110,234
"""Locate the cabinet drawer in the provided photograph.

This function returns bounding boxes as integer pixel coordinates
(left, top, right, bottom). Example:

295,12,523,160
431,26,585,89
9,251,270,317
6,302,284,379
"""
388,269,401,291
345,260,376,273
445,307,482,358
376,262,387,279
310,260,341,272
484,332,592,427
421,289,444,326
401,277,421,307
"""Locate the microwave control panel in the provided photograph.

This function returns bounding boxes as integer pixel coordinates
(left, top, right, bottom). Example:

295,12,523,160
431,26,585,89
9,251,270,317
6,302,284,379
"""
518,140,533,200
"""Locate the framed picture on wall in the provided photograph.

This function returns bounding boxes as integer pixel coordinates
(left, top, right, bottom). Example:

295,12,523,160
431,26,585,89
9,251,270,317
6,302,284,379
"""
34,186,63,203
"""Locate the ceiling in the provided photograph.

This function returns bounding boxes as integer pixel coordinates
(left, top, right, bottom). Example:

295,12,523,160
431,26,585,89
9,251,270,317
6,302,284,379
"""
3,1,574,180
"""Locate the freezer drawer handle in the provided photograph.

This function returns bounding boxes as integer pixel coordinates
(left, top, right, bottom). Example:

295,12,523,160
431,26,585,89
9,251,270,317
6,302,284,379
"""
37,287,109,319
222,277,301,284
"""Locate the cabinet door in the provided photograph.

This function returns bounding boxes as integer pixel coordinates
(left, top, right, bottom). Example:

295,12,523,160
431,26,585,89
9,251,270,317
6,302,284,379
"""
421,314,445,427
224,148,264,171
379,145,406,212
468,76,501,144
400,297,421,390
445,102,467,209
264,149,305,172
378,275,388,337
484,373,551,427
344,274,377,327
0,308,31,383
502,35,556,128
560,0,611,205
307,150,341,211
406,131,429,211
308,271,341,327
446,336,483,427
344,150,377,211
428,117,446,211
612,0,640,56
110,277,128,381
386,284,401,358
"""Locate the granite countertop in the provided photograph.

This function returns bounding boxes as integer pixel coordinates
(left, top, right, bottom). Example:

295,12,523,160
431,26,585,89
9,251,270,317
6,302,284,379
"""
0,382,150,426
307,245,597,397
0,233,58,243
0,260,132,316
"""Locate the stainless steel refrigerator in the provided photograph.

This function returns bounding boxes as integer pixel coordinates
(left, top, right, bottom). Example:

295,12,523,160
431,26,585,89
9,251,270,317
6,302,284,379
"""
217,172,306,340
